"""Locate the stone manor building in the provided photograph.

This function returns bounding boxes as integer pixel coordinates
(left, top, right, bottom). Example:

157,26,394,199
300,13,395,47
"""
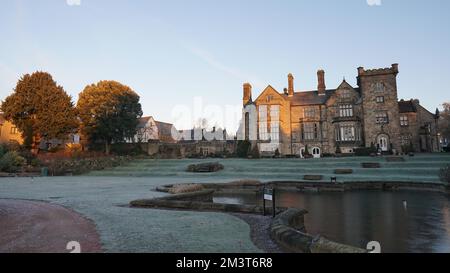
240,64,440,157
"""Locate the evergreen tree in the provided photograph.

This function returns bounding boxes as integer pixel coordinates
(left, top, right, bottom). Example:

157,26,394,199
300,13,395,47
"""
1,72,78,151
77,81,143,154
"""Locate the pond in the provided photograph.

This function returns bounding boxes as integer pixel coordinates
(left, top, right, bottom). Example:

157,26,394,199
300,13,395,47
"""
214,190,450,253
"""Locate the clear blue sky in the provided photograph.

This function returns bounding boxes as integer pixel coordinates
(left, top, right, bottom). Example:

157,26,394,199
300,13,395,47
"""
1,0,449,131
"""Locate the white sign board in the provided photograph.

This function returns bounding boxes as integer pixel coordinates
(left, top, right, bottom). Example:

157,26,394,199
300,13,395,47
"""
264,194,273,201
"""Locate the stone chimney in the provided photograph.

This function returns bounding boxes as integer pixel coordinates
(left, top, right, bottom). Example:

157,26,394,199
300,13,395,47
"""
243,83,252,106
288,73,294,97
317,69,326,96
392,63,399,74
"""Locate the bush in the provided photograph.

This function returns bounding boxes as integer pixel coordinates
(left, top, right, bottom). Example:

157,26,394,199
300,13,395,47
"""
0,144,7,158
111,143,145,156
439,165,450,184
44,156,130,176
0,151,26,173
237,141,251,158
354,144,377,156
274,149,281,158
443,144,450,153
401,143,415,154
18,148,36,164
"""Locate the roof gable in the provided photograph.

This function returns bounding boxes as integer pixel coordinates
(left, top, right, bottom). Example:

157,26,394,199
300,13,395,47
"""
254,85,286,104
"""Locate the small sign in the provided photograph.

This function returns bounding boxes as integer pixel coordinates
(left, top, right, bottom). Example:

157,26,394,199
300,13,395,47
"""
264,188,273,201
264,194,273,201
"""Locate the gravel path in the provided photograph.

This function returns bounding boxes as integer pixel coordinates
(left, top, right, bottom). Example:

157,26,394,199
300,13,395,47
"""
0,199,102,253
230,213,283,253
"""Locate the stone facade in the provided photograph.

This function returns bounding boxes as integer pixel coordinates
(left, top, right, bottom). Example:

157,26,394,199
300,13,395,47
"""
240,64,440,157
0,114,23,145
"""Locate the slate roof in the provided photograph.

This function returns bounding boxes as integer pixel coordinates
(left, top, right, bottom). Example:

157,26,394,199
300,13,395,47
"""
398,100,417,113
288,89,336,106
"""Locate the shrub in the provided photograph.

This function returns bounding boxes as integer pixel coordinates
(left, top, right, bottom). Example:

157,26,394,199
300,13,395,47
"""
443,144,450,153
31,158,41,167
237,141,251,158
274,149,280,158
0,144,7,158
111,143,145,156
18,148,36,164
401,143,415,154
0,151,26,173
439,165,450,184
44,156,130,176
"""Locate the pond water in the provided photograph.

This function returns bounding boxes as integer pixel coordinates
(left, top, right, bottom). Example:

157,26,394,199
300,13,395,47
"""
214,190,450,253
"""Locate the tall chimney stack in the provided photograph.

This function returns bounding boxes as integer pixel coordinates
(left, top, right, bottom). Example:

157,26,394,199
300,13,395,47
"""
317,69,326,96
288,73,294,97
243,83,252,106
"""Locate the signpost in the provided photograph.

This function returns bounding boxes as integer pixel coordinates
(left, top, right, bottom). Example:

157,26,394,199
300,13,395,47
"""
263,187,276,218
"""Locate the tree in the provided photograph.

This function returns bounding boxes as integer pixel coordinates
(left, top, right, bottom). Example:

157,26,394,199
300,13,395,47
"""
439,102,450,142
1,72,78,151
77,81,143,154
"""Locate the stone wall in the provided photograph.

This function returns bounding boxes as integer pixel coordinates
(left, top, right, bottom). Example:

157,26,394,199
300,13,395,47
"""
140,141,236,159
270,208,367,253
359,64,402,151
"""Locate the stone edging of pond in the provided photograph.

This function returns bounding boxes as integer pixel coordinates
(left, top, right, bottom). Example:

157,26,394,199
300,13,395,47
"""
266,181,450,194
271,208,367,253
130,190,279,214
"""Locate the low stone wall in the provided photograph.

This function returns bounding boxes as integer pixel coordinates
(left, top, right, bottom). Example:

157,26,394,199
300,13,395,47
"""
267,181,447,193
130,189,272,214
270,208,367,253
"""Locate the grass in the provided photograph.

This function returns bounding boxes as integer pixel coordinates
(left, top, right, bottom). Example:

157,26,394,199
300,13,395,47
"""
88,154,450,183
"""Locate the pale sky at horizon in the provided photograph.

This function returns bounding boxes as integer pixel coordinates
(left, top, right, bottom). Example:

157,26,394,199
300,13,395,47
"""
1,0,450,132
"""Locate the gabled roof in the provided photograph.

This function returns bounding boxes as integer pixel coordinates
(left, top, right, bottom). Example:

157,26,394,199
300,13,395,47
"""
137,116,154,128
336,79,355,90
254,85,286,103
155,121,175,137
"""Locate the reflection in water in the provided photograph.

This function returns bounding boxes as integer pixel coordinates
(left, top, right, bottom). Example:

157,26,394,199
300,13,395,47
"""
214,190,450,253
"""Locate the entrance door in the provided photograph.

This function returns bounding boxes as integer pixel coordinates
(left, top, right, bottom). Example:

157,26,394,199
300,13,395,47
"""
312,147,321,158
377,135,389,152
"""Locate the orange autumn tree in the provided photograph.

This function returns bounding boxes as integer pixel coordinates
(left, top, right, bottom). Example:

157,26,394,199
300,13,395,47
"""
1,72,78,151
76,81,143,155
